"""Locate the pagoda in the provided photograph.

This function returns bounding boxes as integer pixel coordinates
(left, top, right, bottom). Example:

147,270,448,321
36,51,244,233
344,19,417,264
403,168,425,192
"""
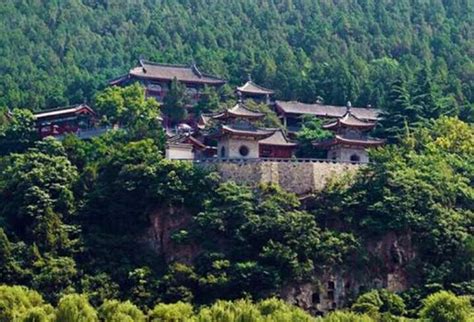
236,76,275,104
213,103,271,159
313,104,384,163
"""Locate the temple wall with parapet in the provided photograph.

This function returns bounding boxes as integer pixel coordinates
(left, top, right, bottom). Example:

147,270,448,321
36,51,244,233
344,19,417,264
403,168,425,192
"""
197,160,361,195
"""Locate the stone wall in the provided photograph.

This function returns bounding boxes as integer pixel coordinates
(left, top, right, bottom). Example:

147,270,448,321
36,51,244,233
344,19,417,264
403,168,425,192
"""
198,160,361,194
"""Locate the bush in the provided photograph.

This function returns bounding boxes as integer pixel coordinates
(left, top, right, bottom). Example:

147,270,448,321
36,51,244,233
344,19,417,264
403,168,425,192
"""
98,300,145,322
318,311,375,322
419,290,472,322
0,285,51,322
148,302,194,322
54,294,98,322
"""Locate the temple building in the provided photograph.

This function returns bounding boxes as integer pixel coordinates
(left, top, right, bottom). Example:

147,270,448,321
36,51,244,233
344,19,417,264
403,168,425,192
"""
275,100,380,133
313,106,384,163
213,103,269,159
236,77,275,104
110,60,226,103
34,104,100,139
259,129,297,158
165,132,215,160
212,103,296,159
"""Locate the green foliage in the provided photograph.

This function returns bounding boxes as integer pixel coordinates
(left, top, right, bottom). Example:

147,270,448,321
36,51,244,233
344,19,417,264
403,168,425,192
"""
296,116,333,158
54,294,98,322
195,86,220,115
0,0,470,124
195,298,316,322
94,84,164,142
0,108,38,156
162,78,190,123
244,100,282,128
0,285,53,322
419,290,473,322
317,310,374,322
148,301,194,322
192,183,357,300
0,138,79,255
98,300,145,322
314,117,473,291
352,289,405,318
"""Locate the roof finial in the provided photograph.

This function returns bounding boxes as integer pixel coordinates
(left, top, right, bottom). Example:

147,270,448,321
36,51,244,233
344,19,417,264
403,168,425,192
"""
247,74,252,82
346,101,352,112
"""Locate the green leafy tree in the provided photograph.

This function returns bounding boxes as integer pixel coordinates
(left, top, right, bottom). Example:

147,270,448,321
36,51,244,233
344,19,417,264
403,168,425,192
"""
0,285,53,322
296,115,333,158
318,310,374,322
98,300,145,322
419,291,472,322
94,84,163,142
148,302,194,322
54,294,98,322
352,289,405,317
0,139,79,255
0,108,38,156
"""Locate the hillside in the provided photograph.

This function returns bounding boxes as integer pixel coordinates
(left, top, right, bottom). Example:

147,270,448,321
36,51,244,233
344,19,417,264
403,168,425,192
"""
0,1,473,321
0,0,472,114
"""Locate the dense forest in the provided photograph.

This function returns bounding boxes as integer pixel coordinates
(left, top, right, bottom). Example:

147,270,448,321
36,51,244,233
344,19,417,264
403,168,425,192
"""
0,0,473,321
0,0,473,118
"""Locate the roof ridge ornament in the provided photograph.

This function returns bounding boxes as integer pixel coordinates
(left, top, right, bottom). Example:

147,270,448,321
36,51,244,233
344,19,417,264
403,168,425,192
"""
191,61,202,78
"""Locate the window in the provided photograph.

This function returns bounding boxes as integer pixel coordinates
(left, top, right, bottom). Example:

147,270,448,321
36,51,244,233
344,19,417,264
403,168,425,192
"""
328,281,335,290
350,154,360,162
239,145,249,157
312,292,320,305
220,146,226,158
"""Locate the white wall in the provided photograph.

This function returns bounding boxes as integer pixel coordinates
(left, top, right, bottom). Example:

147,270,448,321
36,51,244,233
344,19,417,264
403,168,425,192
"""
166,144,195,160
328,147,369,163
217,137,259,159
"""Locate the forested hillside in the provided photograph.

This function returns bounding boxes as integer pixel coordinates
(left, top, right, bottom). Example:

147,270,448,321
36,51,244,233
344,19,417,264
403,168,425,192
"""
0,1,473,321
0,0,472,117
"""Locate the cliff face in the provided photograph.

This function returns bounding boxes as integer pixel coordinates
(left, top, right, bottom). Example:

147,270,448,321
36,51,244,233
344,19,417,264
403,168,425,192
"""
281,231,416,314
145,206,201,265
143,165,417,313
145,205,417,313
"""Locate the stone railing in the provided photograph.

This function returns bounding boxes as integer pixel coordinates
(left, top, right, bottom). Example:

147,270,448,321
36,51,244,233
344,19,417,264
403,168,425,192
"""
192,157,368,165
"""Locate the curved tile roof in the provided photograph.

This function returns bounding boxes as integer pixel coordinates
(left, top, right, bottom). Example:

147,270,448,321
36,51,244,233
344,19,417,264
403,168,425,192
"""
276,101,380,120
259,129,297,146
126,60,226,85
237,81,274,95
323,112,376,130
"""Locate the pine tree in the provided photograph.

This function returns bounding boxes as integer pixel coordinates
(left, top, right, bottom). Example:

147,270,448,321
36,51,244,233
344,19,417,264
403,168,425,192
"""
162,78,189,123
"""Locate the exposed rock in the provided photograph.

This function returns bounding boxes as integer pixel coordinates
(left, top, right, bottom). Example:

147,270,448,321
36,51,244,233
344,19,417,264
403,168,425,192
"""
145,206,201,265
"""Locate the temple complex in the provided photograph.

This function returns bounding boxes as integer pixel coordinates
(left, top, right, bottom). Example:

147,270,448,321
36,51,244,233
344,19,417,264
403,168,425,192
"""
313,105,384,163
107,60,384,162
110,60,226,103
